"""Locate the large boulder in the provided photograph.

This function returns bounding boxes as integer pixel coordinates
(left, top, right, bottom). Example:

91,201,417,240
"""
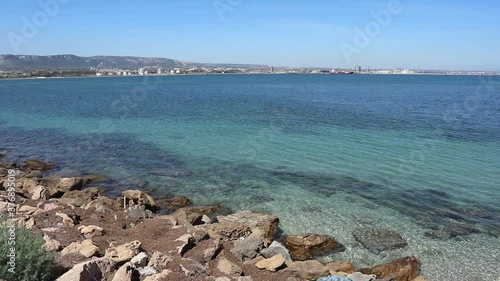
61,239,100,258
23,159,54,171
59,187,103,207
214,210,279,245
105,241,143,263
359,256,421,281
206,220,252,240
42,175,106,198
231,236,263,262
83,195,120,213
285,234,345,261
56,257,116,281
42,176,84,197
352,229,408,254
119,190,158,211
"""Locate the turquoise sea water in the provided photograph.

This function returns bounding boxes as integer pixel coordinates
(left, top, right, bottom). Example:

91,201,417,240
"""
1,75,499,280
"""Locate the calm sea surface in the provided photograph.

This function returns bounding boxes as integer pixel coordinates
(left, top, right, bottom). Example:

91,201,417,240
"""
1,74,499,280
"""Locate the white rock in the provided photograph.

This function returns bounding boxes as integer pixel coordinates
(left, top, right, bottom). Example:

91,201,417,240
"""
131,252,149,267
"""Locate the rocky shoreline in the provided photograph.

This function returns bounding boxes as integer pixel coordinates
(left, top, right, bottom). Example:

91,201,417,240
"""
0,157,428,281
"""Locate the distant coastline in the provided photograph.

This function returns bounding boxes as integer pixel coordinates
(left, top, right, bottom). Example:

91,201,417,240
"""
1,54,498,80
1,71,499,81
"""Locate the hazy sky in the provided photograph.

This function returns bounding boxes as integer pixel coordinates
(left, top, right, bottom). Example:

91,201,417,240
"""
0,0,499,70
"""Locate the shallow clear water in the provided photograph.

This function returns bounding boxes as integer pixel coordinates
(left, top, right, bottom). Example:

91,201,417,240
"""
1,75,499,280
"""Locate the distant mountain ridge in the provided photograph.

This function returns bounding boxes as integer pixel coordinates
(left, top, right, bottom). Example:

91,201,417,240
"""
0,54,268,70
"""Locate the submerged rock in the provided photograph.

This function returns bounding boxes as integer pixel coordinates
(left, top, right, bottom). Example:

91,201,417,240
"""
424,223,480,240
23,159,54,171
285,234,345,261
445,223,480,237
158,196,191,212
352,228,408,254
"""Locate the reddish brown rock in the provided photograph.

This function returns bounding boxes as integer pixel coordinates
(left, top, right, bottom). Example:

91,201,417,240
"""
285,234,345,261
359,256,421,281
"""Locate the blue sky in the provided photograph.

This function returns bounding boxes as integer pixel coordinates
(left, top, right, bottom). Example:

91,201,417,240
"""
0,0,499,70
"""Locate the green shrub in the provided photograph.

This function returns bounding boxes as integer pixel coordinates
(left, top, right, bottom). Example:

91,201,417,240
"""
0,221,55,281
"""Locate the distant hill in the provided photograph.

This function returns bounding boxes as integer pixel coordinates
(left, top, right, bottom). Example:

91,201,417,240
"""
0,54,268,70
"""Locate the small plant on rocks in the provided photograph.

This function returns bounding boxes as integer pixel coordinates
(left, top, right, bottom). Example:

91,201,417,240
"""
0,221,55,281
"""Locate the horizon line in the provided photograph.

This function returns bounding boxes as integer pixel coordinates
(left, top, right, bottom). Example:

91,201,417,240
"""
1,53,499,73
